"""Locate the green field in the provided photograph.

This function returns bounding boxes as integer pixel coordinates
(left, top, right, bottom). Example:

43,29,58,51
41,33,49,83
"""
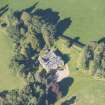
0,29,25,90
0,0,105,104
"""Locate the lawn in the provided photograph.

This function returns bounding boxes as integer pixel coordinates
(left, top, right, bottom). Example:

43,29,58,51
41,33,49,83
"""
0,29,25,90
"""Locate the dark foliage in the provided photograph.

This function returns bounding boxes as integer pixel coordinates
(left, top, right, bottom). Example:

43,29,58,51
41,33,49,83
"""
98,37,105,44
0,4,9,16
59,77,74,96
0,2,74,105
56,18,72,37
61,96,76,105
61,35,85,48
55,49,70,64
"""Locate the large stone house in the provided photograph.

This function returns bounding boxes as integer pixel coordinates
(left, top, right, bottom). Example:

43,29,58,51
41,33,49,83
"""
38,49,69,82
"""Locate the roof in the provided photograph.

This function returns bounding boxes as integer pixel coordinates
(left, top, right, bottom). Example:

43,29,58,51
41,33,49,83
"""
38,49,64,72
38,49,69,82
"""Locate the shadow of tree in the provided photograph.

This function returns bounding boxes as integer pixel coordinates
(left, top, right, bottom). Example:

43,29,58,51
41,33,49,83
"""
62,35,85,48
0,91,8,98
59,77,74,97
0,4,9,16
56,18,72,37
55,49,70,64
98,37,105,44
46,77,74,105
13,2,38,20
24,2,39,14
47,91,57,105
33,8,60,25
37,94,46,105
34,9,72,38
61,96,76,105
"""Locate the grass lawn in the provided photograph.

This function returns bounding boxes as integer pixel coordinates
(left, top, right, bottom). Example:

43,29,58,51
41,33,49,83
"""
0,29,25,90
1,0,105,43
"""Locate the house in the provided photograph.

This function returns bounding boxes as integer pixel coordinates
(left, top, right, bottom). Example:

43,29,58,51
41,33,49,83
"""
38,49,64,71
38,49,69,82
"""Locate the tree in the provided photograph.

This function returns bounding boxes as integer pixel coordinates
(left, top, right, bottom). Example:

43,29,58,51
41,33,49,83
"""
81,40,105,77
93,43,104,75
9,53,25,75
26,26,40,50
31,15,45,33
41,23,56,48
82,46,92,70
21,11,31,25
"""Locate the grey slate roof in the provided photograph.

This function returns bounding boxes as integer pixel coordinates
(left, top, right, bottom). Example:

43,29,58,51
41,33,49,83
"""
38,50,64,72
